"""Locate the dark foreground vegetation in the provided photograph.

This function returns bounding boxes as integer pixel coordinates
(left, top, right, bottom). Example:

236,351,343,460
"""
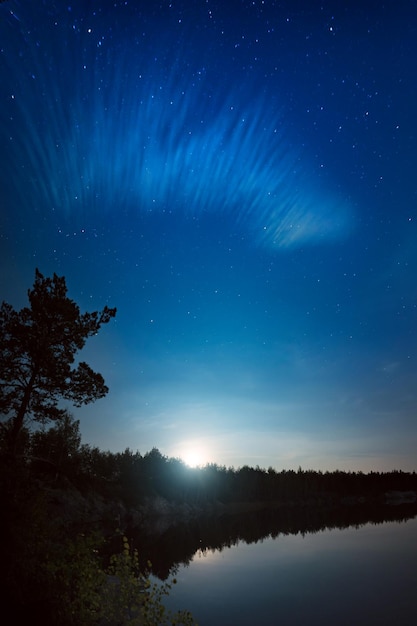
1,270,416,623
0,419,199,625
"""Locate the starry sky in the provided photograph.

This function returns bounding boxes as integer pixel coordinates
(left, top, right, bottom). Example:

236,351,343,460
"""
1,0,417,472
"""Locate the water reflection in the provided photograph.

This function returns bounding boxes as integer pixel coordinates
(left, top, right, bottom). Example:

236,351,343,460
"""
164,515,417,626
131,503,417,579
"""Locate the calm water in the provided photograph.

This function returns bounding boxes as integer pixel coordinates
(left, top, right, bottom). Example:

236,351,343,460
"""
164,516,417,626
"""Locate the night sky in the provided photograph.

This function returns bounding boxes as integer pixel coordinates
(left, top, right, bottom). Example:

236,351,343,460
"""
1,1,417,472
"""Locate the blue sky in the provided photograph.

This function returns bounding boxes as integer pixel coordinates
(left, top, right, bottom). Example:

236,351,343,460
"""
1,0,417,471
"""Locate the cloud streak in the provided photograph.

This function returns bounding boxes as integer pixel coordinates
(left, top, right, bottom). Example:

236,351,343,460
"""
1,7,351,249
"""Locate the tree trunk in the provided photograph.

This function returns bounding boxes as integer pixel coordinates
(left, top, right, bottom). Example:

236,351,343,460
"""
8,373,36,455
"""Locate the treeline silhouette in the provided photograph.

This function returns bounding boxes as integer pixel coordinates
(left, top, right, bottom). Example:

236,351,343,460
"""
26,413,417,508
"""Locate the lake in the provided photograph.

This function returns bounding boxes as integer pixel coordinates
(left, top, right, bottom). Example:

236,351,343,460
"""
162,514,417,625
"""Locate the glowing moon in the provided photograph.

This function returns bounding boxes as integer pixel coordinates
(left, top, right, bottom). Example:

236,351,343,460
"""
179,443,210,468
182,449,204,468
